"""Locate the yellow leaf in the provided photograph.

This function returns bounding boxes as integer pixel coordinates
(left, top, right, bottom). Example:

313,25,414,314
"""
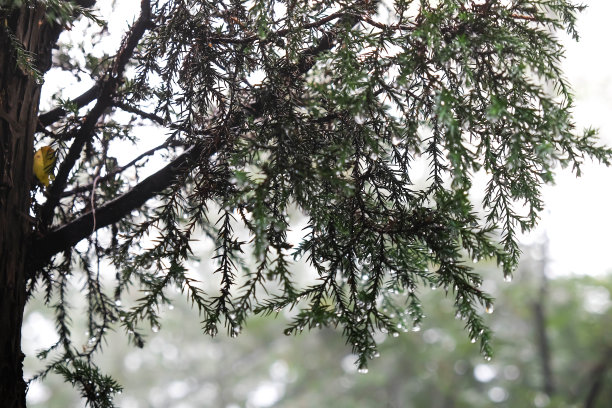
33,146,56,188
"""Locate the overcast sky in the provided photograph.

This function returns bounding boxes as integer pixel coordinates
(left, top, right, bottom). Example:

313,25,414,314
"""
532,0,612,276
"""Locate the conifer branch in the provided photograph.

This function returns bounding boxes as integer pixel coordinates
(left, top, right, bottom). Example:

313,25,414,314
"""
39,0,152,227
31,6,352,269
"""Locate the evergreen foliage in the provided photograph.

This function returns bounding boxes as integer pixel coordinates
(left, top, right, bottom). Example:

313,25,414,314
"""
15,0,610,405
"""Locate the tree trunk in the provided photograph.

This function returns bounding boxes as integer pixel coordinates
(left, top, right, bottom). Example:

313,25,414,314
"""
0,5,62,407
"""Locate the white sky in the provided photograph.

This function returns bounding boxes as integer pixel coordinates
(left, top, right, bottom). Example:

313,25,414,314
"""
530,0,612,276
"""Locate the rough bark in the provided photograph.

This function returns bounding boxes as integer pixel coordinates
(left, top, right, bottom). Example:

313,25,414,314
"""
0,4,63,407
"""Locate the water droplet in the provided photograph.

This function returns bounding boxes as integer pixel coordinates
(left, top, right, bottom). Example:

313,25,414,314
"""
358,368,369,374
411,325,421,332
392,332,399,338
471,337,477,343
168,305,174,310
504,275,513,283
485,304,494,314
152,325,160,333
114,300,122,306
284,328,292,336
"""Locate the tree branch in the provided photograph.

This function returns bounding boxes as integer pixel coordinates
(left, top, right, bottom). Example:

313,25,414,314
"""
30,137,214,271
208,11,346,45
37,84,100,129
60,136,175,197
114,101,165,125
30,5,361,269
39,0,152,228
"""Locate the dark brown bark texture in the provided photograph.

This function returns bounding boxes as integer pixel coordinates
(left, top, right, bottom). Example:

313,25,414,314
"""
0,4,63,407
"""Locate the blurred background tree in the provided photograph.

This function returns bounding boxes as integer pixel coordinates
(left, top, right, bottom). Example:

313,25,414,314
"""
24,239,612,407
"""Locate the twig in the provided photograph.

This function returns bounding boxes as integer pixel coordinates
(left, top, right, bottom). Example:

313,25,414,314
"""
91,175,100,234
60,136,175,197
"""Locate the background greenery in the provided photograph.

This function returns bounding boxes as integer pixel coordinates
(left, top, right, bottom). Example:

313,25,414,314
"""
23,239,612,407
